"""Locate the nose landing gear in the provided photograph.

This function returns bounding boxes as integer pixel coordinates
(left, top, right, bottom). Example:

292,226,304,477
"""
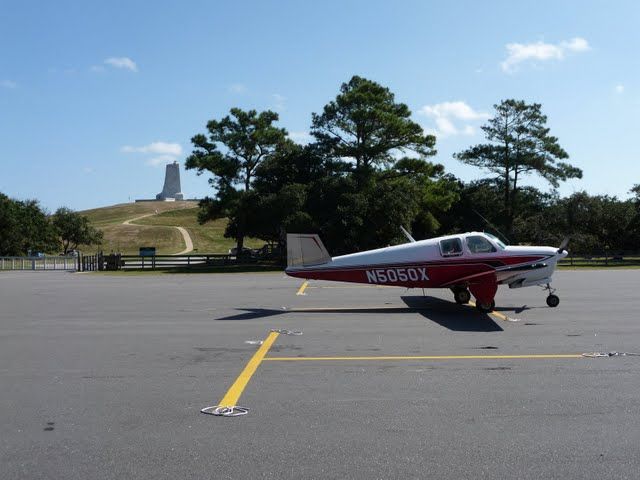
543,284,560,307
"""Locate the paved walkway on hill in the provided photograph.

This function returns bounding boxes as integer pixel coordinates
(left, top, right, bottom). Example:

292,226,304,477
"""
122,213,194,255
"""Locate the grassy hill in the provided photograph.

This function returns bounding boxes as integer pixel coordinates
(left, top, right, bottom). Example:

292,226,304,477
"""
80,201,261,255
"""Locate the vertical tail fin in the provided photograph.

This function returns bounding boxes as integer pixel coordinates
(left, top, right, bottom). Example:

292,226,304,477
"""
286,234,331,267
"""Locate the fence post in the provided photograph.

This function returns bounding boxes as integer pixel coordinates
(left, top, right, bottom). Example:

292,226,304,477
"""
152,255,156,270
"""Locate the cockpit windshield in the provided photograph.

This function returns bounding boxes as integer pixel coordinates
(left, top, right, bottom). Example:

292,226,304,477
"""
485,232,507,249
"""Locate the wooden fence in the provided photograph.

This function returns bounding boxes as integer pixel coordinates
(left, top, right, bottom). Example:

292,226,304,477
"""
558,251,640,267
118,254,245,270
2,251,639,272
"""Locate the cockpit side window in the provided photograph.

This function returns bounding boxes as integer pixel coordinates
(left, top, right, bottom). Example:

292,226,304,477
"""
466,235,497,254
485,232,507,249
439,238,463,257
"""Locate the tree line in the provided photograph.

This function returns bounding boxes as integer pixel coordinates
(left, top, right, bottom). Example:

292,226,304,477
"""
186,75,640,256
2,75,637,258
0,194,102,256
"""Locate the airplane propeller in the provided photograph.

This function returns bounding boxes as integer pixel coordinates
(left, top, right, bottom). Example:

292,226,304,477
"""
557,236,570,254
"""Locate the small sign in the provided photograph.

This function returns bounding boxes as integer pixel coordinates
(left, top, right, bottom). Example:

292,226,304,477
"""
139,247,156,257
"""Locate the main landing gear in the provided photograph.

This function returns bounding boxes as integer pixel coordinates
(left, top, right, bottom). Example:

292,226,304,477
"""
451,287,471,305
543,283,560,308
475,300,496,313
453,281,499,313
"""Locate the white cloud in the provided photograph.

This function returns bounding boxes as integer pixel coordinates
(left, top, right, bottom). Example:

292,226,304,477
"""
1,80,17,88
121,142,182,167
104,57,138,72
289,131,313,144
462,125,476,136
145,155,176,167
614,84,625,94
420,101,489,121
561,37,590,52
228,83,247,93
121,142,182,156
90,65,106,73
419,101,488,138
272,93,286,111
501,37,590,73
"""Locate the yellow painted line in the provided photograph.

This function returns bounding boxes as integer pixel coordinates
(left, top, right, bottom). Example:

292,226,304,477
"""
264,354,583,361
217,331,280,407
307,285,394,289
296,280,309,296
468,301,511,322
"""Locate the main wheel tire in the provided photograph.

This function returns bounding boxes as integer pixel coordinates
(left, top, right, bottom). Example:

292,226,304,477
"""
475,300,495,313
454,289,471,304
546,294,560,308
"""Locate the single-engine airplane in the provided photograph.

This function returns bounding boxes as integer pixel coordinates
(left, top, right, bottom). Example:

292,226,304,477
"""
285,231,568,312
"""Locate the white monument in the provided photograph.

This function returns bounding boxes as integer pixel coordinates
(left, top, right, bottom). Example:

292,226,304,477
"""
156,161,184,201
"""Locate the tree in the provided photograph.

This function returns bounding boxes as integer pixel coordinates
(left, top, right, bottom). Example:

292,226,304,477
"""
185,108,287,254
0,193,21,255
455,99,582,238
628,184,640,248
246,142,335,249
0,193,59,255
51,207,103,254
311,75,436,182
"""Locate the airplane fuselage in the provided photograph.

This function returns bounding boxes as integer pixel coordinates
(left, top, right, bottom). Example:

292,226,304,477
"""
285,232,567,310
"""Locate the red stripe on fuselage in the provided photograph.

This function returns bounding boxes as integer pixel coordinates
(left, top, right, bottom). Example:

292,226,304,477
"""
286,255,546,288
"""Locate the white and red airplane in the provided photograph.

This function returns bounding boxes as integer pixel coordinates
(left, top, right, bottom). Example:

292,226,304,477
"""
285,231,568,312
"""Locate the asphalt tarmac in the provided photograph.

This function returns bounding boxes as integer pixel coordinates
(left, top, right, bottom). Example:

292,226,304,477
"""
1,269,639,479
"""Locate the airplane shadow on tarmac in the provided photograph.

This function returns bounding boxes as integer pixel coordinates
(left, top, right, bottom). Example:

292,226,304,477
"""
216,295,503,332
400,296,503,332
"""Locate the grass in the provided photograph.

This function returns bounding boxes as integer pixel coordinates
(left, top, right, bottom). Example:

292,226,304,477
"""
133,208,262,253
79,201,263,255
82,201,197,227
93,224,185,255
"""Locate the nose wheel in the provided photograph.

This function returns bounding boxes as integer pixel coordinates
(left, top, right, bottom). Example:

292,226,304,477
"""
543,284,560,307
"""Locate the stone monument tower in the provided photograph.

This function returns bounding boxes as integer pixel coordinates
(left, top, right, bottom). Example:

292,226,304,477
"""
156,161,184,200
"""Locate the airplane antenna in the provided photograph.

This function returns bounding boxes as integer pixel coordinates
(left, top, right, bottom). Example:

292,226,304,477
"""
400,226,416,243
472,209,510,245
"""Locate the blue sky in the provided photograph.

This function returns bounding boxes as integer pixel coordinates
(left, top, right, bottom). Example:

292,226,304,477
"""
1,0,638,211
